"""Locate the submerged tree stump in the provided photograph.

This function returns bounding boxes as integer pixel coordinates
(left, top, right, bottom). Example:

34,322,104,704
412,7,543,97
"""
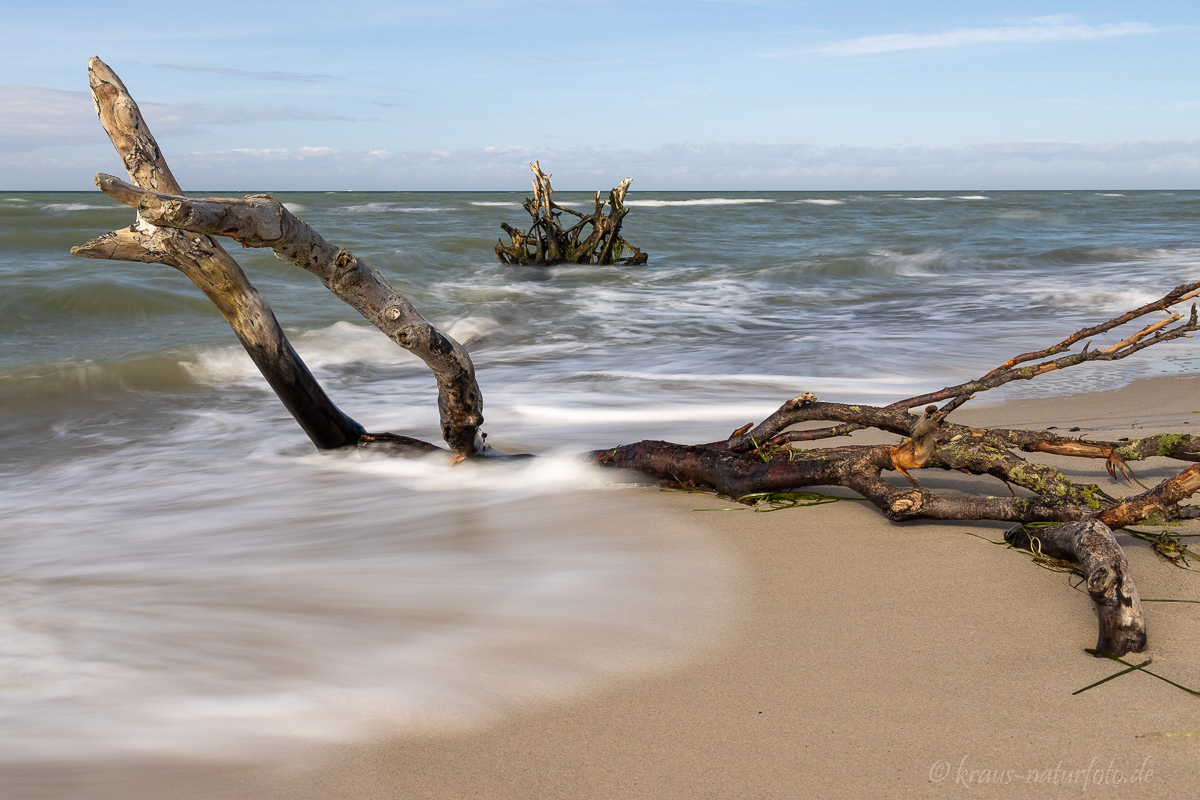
494,162,648,266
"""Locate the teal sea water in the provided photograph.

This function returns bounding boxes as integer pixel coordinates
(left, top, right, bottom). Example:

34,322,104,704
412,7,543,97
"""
2,190,1199,771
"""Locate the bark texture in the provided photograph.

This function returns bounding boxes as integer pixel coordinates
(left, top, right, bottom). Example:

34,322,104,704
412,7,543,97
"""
1005,521,1147,656
72,57,483,454
71,57,363,451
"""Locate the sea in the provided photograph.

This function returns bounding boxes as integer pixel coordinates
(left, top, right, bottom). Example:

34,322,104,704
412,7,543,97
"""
3,189,1200,773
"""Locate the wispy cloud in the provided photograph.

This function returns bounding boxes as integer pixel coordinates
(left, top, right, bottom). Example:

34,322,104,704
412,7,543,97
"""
0,84,356,152
818,17,1158,57
0,86,96,151
154,63,342,83
146,139,1200,192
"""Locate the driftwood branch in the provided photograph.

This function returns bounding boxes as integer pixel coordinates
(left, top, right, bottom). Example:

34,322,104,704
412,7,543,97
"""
71,57,483,455
495,162,647,266
71,57,363,451
1005,521,1146,656
93,175,486,454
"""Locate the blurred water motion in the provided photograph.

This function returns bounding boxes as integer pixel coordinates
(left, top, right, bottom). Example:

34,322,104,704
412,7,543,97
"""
5,189,1200,783
0,449,739,764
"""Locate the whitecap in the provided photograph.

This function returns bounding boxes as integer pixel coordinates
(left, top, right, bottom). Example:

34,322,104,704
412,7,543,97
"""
41,203,111,212
624,198,776,207
0,451,740,764
790,199,845,206
513,401,781,425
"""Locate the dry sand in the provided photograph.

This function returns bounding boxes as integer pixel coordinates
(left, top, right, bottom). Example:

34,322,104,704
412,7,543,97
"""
8,378,1200,798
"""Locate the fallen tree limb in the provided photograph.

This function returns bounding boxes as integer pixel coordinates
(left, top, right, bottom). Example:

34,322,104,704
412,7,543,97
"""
71,57,363,451
94,175,486,454
1005,521,1146,656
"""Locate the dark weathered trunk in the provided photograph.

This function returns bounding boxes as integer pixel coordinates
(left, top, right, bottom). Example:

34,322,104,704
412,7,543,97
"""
1005,521,1146,656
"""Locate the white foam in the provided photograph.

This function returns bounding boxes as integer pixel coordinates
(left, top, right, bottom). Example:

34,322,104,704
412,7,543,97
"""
180,322,424,385
0,449,740,763
342,202,449,213
790,198,845,206
41,203,110,212
443,315,501,347
624,198,776,207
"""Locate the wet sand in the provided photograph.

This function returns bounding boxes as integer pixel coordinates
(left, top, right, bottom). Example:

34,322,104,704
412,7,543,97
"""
8,378,1200,798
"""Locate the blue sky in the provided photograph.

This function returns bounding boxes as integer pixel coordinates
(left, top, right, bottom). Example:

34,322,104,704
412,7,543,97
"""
3,1,1200,190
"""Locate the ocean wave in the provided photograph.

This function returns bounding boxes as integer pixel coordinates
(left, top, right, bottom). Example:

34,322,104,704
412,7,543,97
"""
40,202,114,212
6,280,213,318
789,199,845,206
470,201,523,207
565,370,928,395
0,457,738,762
1033,245,1156,268
341,202,450,213
624,198,776,207
182,321,426,384
953,195,990,200
513,401,785,425
0,357,200,409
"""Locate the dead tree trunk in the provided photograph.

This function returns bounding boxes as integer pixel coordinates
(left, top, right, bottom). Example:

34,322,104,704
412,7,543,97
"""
72,57,1200,656
494,162,648,266
72,57,485,455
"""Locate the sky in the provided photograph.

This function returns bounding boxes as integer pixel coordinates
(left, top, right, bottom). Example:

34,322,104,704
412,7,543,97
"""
3,0,1200,191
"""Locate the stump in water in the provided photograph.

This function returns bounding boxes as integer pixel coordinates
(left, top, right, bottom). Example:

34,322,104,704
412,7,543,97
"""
494,162,647,266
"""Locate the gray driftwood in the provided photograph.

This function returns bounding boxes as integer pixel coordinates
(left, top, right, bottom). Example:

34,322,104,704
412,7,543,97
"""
1006,521,1147,656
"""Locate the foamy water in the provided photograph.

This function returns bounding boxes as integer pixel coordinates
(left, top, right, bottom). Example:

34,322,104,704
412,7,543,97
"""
0,428,738,765
3,189,1200,779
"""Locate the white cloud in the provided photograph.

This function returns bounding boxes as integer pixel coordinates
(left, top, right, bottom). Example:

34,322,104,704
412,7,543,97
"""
819,19,1158,56
10,139,1200,191
141,139,1200,192
0,84,356,153
0,86,97,151
154,63,341,83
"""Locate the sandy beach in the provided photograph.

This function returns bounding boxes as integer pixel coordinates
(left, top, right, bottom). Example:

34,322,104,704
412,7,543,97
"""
7,377,1200,799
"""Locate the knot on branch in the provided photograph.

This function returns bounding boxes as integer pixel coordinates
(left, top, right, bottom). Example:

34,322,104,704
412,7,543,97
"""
886,490,928,518
790,392,817,409
495,162,647,267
